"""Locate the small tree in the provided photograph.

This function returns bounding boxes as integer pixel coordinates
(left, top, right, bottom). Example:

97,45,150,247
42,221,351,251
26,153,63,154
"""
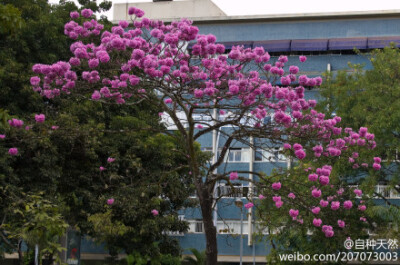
319,46,400,239
24,8,382,264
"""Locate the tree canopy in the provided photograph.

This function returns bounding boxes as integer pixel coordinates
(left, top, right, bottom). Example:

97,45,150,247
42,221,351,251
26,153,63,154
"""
22,7,384,264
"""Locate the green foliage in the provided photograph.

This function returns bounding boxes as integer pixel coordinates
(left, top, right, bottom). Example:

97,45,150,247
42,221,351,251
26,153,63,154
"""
0,0,188,263
318,45,400,237
183,248,206,265
124,250,181,265
0,4,24,35
6,193,68,264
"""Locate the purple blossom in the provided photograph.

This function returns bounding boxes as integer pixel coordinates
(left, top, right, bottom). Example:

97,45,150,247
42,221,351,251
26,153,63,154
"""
320,200,329,207
311,207,320,214
319,176,330,186
245,202,254,209
272,196,281,202
35,114,45,123
294,149,306,160
308,173,318,182
81,9,93,18
289,209,299,218
343,200,353,209
30,76,40,86
354,189,362,197
8,148,18,156
312,189,321,198
70,11,79,19
91,90,101,100
373,163,381,170
331,201,340,210
88,58,99,68
229,172,238,181
373,157,381,164
128,7,136,15
313,218,322,227
271,182,281,190
8,118,24,128
283,143,291,149
299,56,307,62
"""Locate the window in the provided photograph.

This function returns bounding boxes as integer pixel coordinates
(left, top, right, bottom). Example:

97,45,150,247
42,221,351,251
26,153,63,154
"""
187,220,204,233
223,148,250,162
255,147,286,162
228,148,242,162
195,221,204,233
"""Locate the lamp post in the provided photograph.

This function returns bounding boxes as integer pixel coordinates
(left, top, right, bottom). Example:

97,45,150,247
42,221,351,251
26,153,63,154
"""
235,198,244,265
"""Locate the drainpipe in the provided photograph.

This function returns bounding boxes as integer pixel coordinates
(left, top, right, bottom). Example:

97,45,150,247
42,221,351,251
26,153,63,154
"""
248,136,254,246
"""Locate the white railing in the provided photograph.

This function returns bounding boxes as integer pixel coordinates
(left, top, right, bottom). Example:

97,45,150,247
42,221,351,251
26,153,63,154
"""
163,215,185,236
217,185,258,197
350,185,400,199
374,185,400,199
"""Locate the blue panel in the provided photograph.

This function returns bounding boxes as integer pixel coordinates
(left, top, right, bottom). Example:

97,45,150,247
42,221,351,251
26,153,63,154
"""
196,18,400,42
328,37,367,50
291,39,328,51
175,233,272,256
253,40,291,52
367,36,400,48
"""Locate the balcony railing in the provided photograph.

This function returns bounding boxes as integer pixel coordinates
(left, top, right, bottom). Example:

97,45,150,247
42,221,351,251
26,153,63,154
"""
217,185,258,197
349,185,400,199
374,185,400,199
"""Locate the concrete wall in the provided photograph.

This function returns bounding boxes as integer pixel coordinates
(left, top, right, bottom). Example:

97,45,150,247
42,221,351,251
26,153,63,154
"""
113,0,226,23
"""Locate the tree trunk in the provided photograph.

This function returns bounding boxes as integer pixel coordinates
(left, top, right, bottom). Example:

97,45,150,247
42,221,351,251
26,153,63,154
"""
199,188,218,265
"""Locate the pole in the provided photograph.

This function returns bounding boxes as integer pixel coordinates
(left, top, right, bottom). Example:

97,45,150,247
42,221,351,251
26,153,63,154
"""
35,244,39,265
252,210,256,265
240,207,243,265
212,107,218,227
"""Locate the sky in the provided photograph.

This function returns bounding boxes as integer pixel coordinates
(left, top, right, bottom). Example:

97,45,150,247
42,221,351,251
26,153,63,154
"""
49,0,400,20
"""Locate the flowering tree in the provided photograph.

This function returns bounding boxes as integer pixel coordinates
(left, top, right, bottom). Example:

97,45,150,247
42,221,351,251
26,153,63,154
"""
23,7,382,264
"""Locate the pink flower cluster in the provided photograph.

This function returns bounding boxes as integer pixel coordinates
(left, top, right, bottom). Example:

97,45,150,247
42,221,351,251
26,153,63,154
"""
35,114,45,123
8,118,24,128
8,148,18,156
27,8,381,240
245,202,254,209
